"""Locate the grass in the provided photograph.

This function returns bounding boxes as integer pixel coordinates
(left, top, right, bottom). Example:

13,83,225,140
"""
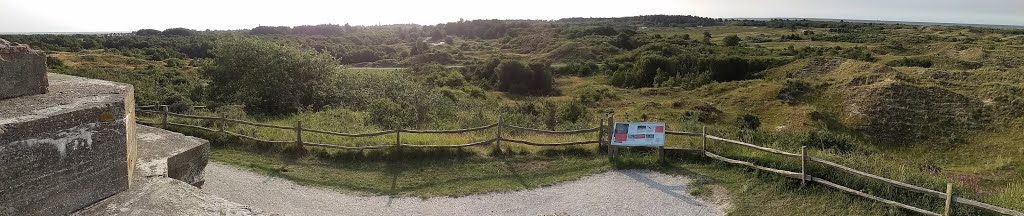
200,131,909,215
210,147,612,197
121,23,1024,215
152,115,1020,215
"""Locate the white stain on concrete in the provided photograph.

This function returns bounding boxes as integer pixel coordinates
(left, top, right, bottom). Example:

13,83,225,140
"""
8,123,98,160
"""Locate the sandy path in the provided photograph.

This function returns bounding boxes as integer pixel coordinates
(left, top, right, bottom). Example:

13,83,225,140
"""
203,162,724,216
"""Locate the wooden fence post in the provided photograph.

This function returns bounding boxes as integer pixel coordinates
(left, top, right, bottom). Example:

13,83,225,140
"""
944,183,953,216
295,121,305,151
394,128,402,155
217,115,225,133
607,113,616,158
701,126,707,158
801,146,808,185
596,116,605,148
657,146,665,164
495,115,503,153
161,105,168,128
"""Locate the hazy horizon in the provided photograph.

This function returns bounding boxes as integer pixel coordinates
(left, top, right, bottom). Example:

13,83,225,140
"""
2,0,1022,33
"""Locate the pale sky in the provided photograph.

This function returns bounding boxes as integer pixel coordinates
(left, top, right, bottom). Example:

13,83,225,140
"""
1,0,1021,32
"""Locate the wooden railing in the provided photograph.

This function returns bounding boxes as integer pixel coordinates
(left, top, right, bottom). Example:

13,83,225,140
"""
137,106,1022,216
136,106,603,151
667,126,1023,216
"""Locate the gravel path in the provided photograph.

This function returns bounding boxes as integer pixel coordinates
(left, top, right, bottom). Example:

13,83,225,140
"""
203,162,725,216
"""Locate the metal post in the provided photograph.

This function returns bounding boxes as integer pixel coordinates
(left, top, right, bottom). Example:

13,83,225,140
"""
701,126,707,158
295,121,304,151
944,183,953,216
801,146,808,185
161,105,168,128
495,115,503,153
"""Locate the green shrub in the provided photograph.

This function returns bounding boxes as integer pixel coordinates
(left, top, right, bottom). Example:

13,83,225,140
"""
735,114,761,130
778,79,812,104
465,58,554,96
204,37,341,115
555,61,600,76
723,35,741,46
366,99,416,129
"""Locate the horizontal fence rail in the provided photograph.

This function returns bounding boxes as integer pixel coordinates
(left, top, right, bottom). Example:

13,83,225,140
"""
667,130,1023,216
500,138,600,146
136,106,601,151
137,105,1021,216
401,123,498,134
504,124,600,134
303,128,396,137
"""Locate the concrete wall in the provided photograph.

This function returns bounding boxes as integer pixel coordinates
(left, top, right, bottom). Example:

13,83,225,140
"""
0,73,136,215
135,124,208,187
0,39,47,99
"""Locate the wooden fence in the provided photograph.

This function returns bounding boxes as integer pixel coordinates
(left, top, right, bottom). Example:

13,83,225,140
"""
136,105,1022,216
135,106,603,151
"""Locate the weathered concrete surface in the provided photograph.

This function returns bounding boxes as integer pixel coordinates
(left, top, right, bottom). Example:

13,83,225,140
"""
0,38,47,99
136,124,209,186
0,73,136,215
72,176,269,216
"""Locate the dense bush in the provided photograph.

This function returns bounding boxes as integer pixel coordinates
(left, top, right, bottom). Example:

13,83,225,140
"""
609,54,786,88
204,37,341,115
337,70,455,128
723,35,741,46
735,114,761,130
555,61,600,76
464,58,554,96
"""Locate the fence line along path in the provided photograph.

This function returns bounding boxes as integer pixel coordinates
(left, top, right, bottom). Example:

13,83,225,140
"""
137,106,604,151
139,106,1023,216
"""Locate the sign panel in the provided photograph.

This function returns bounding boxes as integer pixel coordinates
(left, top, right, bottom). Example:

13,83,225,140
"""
611,122,666,147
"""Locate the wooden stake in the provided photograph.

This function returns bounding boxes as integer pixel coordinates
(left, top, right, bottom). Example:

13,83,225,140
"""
701,126,707,158
161,105,168,128
944,183,953,216
658,146,665,164
295,121,305,151
607,113,616,158
394,128,402,155
495,115,503,152
217,115,225,133
801,146,808,185
596,117,604,148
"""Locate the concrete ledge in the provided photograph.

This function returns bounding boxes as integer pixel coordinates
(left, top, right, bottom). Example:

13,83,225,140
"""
136,124,209,186
0,40,47,99
71,176,268,216
0,73,135,215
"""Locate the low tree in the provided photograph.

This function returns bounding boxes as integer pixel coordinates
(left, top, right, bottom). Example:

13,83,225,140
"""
723,35,741,46
205,37,341,115
162,28,196,36
135,29,162,36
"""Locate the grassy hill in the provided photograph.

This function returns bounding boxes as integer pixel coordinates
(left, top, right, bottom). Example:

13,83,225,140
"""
10,16,1024,214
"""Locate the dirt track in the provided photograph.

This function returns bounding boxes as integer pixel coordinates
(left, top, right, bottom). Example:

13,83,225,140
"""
203,162,724,216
